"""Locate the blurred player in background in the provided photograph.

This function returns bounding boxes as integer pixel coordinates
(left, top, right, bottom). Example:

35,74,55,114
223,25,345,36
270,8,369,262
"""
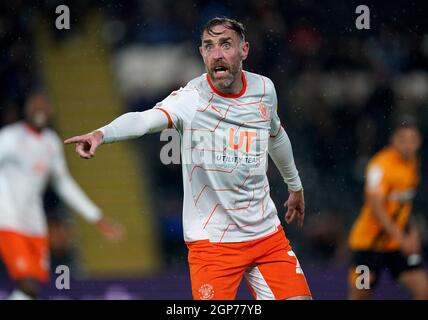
348,116,428,299
0,92,123,300
65,17,311,300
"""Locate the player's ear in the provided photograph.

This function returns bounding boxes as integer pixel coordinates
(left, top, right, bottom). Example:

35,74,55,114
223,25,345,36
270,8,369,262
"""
199,46,203,57
241,41,249,61
415,131,422,150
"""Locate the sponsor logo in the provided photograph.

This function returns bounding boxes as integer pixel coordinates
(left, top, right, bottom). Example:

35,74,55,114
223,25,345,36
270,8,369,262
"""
228,128,257,152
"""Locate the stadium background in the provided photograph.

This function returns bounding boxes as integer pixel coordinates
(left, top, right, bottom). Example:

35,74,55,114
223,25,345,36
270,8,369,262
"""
1,0,428,299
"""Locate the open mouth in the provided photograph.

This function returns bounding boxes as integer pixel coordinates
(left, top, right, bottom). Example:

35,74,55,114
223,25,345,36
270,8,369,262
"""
213,66,228,76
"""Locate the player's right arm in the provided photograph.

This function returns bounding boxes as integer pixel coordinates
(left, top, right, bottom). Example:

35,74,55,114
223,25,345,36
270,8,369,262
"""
366,165,419,255
64,109,169,159
64,86,197,159
369,193,419,255
0,130,6,164
0,128,12,165
368,193,404,242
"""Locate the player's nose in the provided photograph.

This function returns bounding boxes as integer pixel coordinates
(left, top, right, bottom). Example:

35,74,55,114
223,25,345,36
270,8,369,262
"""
211,46,224,59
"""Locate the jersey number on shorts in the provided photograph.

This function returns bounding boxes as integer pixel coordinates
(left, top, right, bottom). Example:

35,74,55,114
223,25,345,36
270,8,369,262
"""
288,251,304,274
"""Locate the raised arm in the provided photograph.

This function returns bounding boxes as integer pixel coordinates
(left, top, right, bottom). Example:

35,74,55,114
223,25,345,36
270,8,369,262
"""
64,108,169,159
64,85,199,159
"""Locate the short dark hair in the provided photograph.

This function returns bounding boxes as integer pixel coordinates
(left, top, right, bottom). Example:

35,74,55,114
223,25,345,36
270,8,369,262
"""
392,114,420,132
201,17,246,42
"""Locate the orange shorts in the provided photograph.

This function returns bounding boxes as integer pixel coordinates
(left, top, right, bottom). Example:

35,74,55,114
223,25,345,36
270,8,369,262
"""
187,226,311,300
0,230,49,282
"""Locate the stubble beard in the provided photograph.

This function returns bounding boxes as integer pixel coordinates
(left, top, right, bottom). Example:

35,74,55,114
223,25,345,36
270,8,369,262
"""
209,61,242,92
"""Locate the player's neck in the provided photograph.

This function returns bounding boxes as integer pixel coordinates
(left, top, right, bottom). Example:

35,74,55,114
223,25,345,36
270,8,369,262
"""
24,121,43,136
390,146,415,162
223,75,243,94
207,71,247,98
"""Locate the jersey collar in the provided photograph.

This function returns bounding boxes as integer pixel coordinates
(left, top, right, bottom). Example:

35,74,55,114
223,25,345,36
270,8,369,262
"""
206,71,247,99
24,122,43,137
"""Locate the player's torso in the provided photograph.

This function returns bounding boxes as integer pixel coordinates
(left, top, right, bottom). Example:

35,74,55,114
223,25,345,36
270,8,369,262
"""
185,72,272,167
181,72,279,242
0,123,56,213
349,148,419,251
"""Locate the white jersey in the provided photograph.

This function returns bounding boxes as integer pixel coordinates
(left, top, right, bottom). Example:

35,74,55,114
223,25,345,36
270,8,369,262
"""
0,122,101,236
154,71,284,243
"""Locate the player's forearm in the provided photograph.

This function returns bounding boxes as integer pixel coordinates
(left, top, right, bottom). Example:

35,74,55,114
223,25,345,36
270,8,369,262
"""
0,133,8,164
53,172,102,223
370,195,403,241
98,109,169,143
268,127,303,192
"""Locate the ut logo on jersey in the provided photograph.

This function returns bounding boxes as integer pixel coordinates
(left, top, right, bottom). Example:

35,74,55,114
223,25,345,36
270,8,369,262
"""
228,128,257,152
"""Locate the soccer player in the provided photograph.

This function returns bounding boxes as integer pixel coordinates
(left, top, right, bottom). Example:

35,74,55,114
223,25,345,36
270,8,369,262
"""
0,92,123,300
348,116,428,299
65,17,311,300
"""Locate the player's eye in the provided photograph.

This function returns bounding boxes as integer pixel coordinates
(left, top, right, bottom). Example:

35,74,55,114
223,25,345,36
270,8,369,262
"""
222,42,231,49
205,44,213,51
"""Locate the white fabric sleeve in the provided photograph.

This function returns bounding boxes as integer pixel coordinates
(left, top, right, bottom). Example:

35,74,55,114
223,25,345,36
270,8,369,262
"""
153,86,200,132
0,128,14,165
51,136,102,222
0,130,8,164
97,87,199,143
268,78,282,137
268,127,303,192
97,109,169,144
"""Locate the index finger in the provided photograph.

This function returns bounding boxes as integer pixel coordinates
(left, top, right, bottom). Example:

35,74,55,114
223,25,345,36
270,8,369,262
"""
64,136,84,144
298,211,305,228
285,209,296,224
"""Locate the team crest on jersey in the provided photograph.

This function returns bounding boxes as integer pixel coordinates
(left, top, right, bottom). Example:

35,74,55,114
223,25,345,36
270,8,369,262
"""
259,102,269,120
33,161,47,175
198,283,214,300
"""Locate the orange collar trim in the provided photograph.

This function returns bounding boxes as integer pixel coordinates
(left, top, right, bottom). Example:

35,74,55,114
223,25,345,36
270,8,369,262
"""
206,71,247,98
24,122,42,137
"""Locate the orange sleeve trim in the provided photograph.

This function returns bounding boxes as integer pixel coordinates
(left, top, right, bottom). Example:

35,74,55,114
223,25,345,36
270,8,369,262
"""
154,107,173,129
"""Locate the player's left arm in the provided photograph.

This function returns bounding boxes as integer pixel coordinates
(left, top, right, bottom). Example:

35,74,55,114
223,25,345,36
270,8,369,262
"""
0,129,11,165
406,218,422,254
267,78,304,227
50,134,123,241
268,127,304,227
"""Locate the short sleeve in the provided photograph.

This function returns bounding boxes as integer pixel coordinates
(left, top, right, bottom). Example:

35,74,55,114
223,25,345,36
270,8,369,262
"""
365,163,389,197
153,86,199,132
